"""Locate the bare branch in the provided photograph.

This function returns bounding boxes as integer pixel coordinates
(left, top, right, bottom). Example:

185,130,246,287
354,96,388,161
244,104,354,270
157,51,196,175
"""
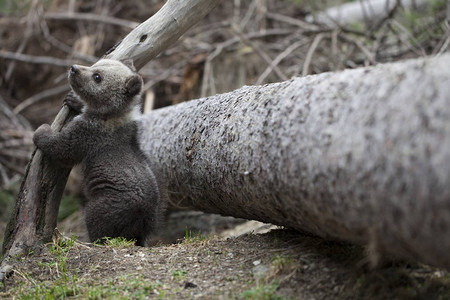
266,12,319,31
105,0,221,69
0,50,76,67
13,85,70,114
302,33,326,76
39,19,98,64
200,27,294,97
339,33,377,65
44,12,139,29
232,24,288,82
255,39,306,85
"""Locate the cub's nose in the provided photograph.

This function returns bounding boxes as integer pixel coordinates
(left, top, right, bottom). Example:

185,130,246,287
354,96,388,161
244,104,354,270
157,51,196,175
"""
70,65,79,75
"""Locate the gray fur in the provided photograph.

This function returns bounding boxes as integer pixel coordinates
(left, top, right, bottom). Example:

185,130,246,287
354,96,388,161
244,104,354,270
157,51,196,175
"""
33,59,165,246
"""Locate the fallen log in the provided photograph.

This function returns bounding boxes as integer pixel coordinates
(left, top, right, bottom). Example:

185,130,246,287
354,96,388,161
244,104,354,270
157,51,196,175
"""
139,53,450,269
306,0,429,27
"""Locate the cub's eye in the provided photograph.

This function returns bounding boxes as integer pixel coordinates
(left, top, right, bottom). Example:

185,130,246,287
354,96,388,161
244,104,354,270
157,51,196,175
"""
92,73,102,83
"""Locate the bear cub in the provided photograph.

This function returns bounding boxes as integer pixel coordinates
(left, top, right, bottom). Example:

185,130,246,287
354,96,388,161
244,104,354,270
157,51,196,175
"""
33,59,165,246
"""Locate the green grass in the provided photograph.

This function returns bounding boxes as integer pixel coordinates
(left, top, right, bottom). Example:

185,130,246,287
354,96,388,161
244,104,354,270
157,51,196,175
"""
14,273,165,299
171,269,187,282
8,236,166,299
183,227,207,244
271,255,293,269
239,280,287,300
97,236,136,248
84,275,164,299
48,235,78,285
17,235,80,299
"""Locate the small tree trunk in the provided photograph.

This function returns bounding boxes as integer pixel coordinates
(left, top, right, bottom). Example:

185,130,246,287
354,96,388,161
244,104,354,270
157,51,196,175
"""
1,109,72,257
139,54,450,269
1,0,219,259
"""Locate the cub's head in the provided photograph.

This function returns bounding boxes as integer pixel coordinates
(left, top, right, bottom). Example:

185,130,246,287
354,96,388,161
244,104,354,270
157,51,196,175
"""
68,59,143,117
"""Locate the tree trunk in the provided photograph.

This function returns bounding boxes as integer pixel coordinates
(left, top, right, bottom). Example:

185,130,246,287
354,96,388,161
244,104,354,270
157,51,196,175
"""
1,0,219,259
139,53,450,269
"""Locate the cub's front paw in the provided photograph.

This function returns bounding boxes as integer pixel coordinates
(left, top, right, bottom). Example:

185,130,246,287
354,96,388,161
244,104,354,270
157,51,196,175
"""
33,124,52,146
64,91,84,113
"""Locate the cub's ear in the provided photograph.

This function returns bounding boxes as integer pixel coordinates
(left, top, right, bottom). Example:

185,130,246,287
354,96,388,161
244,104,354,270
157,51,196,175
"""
121,59,136,72
125,74,143,97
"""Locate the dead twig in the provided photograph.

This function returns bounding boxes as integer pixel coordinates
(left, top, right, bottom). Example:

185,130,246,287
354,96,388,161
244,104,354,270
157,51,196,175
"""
0,97,31,130
389,19,427,57
266,12,319,31
232,24,288,82
201,42,224,98
370,21,390,59
0,164,8,185
13,84,70,114
233,0,240,24
92,1,109,52
5,0,40,81
256,39,306,84
302,33,326,76
370,0,400,32
39,18,97,64
0,137,33,150
240,0,258,30
435,35,450,56
0,50,76,67
44,12,139,29
143,61,187,90
433,22,450,56
0,149,33,160
0,157,27,176
201,56,217,98
200,27,293,97
339,33,376,65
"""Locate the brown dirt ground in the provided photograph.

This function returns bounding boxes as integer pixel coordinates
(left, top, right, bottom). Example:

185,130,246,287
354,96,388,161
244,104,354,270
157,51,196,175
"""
1,224,449,299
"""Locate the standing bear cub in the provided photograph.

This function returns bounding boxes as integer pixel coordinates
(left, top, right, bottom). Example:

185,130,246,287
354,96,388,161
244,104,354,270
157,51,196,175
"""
33,59,165,246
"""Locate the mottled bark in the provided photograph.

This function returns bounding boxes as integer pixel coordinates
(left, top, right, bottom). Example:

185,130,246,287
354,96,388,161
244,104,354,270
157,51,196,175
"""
139,54,450,269
1,0,219,259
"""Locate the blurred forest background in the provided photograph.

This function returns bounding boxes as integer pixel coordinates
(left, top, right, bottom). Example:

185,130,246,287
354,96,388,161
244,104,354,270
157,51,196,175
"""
0,0,448,246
